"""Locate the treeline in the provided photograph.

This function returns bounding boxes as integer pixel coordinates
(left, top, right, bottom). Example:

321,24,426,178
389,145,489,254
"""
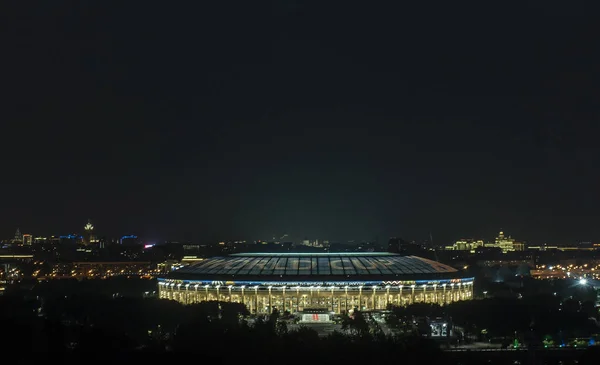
387,293,598,344
0,278,598,363
0,293,444,364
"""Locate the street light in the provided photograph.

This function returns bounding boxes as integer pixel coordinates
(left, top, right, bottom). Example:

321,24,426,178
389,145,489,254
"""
579,278,588,285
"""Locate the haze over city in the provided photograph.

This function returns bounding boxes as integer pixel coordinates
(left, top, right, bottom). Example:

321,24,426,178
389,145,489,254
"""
3,2,599,245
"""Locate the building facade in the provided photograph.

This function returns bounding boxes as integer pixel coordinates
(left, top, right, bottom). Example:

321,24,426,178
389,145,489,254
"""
22,234,33,246
84,219,97,245
487,231,524,253
445,239,485,252
159,253,474,313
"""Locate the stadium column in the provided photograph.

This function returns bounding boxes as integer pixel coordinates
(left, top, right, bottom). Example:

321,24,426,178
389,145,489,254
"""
371,286,376,309
344,286,349,313
330,287,335,313
442,284,446,304
433,284,437,304
398,285,403,306
228,285,232,302
423,284,427,303
296,287,300,311
216,285,221,301
358,286,363,310
385,286,390,308
268,286,273,313
317,286,321,308
411,285,416,304
282,286,286,312
254,286,259,314
241,286,246,308
205,285,209,301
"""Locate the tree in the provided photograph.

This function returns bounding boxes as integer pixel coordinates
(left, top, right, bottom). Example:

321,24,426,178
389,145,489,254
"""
268,307,280,325
341,310,370,337
581,300,597,318
275,320,288,336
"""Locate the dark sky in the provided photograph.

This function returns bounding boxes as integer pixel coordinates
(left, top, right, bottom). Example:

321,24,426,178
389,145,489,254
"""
2,1,599,245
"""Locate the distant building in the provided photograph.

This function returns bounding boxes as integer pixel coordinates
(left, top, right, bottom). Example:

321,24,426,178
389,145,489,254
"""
445,239,484,252
300,239,323,248
444,232,523,253
84,219,97,245
329,242,357,252
389,237,429,256
121,235,139,246
11,228,23,244
33,237,48,244
388,237,402,253
22,234,32,246
59,234,82,246
528,243,600,251
492,231,524,253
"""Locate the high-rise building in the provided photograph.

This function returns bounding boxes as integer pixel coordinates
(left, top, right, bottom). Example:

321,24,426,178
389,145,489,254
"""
22,234,33,246
485,231,524,253
84,219,97,245
12,228,23,244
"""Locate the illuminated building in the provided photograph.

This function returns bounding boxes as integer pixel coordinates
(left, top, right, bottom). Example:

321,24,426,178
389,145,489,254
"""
37,261,165,279
444,232,524,253
159,253,474,314
484,231,524,253
300,239,322,247
445,239,484,252
22,234,32,246
71,261,158,278
11,228,23,244
60,234,82,245
528,244,600,251
33,237,48,244
84,219,97,245
121,235,139,246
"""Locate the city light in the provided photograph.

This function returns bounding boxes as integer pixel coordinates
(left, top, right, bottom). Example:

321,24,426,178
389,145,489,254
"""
579,278,588,285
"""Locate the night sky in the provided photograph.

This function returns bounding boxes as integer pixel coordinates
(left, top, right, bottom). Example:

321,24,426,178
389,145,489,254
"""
2,2,599,245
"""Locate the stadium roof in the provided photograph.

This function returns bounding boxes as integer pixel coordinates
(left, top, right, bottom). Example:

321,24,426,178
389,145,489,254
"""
168,253,458,281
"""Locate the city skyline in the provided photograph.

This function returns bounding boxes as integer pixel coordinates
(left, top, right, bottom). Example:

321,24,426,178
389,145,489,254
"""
2,221,597,247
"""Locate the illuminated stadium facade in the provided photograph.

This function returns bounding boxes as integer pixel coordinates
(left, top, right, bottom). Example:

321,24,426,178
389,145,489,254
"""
159,253,474,313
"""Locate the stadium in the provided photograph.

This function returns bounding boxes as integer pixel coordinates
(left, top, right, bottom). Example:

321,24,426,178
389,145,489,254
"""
158,252,474,314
